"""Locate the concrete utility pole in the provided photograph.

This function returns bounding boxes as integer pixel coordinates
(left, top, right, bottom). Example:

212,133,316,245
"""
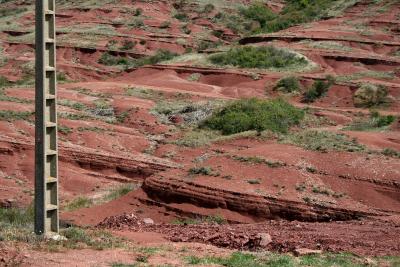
35,0,59,235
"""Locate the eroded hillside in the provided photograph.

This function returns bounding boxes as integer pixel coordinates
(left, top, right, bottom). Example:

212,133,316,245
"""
0,0,399,266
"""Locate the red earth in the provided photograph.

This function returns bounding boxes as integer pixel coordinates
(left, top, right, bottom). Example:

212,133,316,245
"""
0,0,399,264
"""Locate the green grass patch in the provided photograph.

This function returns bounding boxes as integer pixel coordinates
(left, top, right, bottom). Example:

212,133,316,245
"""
209,46,308,70
281,130,365,152
0,110,33,121
125,87,164,100
77,126,106,133
336,71,395,83
103,184,135,202
0,88,33,104
185,251,384,267
202,98,304,135
59,99,87,111
0,205,37,243
171,218,201,225
64,196,94,211
60,227,124,250
344,111,395,131
382,148,400,158
0,76,10,88
232,155,286,168
173,215,226,226
300,40,353,52
58,125,73,135
111,264,137,267
188,166,220,177
99,49,177,68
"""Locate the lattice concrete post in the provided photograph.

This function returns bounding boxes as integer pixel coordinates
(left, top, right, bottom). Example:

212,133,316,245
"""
35,0,59,235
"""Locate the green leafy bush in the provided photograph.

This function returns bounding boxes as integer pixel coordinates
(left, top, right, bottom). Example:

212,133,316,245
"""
209,46,307,69
240,2,276,28
174,13,189,21
302,76,334,103
274,76,301,93
202,98,304,135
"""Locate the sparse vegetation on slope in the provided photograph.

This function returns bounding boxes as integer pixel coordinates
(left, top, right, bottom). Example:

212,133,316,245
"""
202,98,304,135
344,111,395,131
353,83,389,108
209,46,308,70
281,130,365,152
0,110,33,121
186,251,378,267
241,0,361,33
99,50,177,68
302,76,334,103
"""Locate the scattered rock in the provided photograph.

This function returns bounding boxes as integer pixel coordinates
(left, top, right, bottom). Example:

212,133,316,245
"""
364,258,376,266
0,199,16,209
48,234,68,241
293,248,323,256
143,218,154,225
169,115,184,124
255,233,272,247
97,213,141,230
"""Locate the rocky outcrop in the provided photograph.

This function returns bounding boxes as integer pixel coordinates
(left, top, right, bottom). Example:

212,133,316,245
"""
142,176,376,222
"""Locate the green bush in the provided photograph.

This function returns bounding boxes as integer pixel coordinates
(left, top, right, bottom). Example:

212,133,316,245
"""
0,206,33,226
99,50,177,67
134,8,143,16
382,148,400,158
253,0,341,33
302,76,334,103
188,166,219,176
202,4,215,14
120,40,135,50
209,46,307,69
240,2,276,27
174,13,189,21
274,76,301,93
0,76,10,88
99,52,128,66
202,98,304,135
353,83,388,108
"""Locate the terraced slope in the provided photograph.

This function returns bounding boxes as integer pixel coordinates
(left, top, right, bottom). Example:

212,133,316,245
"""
0,0,399,259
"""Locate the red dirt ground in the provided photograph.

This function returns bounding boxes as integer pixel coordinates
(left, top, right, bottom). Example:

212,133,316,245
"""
0,0,399,263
